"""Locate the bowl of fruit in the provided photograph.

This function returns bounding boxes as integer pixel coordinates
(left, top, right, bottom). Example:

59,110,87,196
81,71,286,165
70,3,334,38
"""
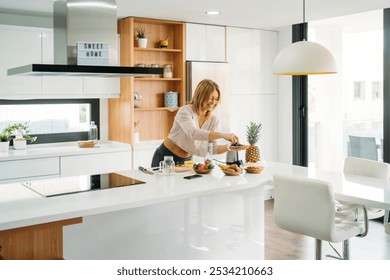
244,165,264,174
218,163,242,176
193,160,215,174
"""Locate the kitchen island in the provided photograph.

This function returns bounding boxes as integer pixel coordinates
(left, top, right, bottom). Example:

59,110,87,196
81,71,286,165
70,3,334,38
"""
0,166,270,260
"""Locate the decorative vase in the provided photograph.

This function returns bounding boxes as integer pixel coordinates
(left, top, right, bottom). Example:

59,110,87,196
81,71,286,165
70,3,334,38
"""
133,131,140,145
164,91,178,108
13,138,27,150
0,141,9,152
138,38,147,48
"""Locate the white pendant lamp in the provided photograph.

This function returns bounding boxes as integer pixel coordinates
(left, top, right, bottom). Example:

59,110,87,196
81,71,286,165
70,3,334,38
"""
272,0,337,75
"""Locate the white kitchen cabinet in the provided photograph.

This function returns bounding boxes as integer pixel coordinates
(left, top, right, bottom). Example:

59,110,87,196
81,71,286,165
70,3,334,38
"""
227,27,278,162
0,25,42,97
257,30,278,95
41,31,84,96
60,151,132,176
227,27,277,96
0,142,132,183
0,25,119,98
42,31,120,98
0,157,60,181
252,94,278,161
132,141,161,169
83,77,120,97
186,23,225,62
226,27,253,95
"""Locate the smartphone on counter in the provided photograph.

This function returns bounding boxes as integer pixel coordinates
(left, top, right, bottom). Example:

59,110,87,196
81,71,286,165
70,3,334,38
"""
183,174,203,180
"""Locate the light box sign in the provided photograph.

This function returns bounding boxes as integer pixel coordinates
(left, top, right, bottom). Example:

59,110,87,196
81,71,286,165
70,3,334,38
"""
77,42,109,66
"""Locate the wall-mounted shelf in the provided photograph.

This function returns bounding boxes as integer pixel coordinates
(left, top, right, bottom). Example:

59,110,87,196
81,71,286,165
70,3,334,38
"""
135,107,179,112
134,48,182,53
134,77,182,81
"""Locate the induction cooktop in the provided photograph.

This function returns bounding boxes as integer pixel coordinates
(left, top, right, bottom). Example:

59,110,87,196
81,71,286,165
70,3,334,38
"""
23,173,145,197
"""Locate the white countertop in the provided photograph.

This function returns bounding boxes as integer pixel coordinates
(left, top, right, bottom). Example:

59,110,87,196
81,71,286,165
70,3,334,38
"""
0,140,131,162
0,165,271,231
2,161,390,231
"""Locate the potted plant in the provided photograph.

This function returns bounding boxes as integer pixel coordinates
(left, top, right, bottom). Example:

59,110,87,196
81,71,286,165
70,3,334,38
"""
135,27,147,48
8,122,37,150
0,124,14,152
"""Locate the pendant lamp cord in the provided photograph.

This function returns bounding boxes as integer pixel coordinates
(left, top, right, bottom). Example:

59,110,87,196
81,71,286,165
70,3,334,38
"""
303,0,306,23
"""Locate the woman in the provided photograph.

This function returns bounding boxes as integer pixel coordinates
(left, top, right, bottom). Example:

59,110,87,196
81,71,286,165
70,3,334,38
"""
151,79,239,167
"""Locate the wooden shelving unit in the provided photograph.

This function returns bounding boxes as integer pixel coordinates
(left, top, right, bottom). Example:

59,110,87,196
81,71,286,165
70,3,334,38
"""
108,17,186,145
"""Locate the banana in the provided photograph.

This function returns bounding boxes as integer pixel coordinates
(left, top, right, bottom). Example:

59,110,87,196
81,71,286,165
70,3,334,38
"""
218,164,230,170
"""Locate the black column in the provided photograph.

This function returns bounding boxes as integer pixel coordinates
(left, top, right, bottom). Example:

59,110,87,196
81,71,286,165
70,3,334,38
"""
384,9,390,164
292,23,308,167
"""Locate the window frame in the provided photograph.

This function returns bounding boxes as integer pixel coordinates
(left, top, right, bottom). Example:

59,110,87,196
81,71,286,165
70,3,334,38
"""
0,99,99,145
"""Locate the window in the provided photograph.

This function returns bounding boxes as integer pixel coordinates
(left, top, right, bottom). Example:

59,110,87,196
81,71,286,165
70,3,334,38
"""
354,81,366,99
308,10,383,171
0,99,99,144
372,81,383,99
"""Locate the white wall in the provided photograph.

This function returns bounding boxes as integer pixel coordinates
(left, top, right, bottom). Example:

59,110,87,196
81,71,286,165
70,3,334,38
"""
0,12,52,28
275,25,293,164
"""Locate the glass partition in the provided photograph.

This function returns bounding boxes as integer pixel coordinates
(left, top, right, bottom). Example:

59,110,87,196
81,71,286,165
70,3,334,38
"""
308,10,383,171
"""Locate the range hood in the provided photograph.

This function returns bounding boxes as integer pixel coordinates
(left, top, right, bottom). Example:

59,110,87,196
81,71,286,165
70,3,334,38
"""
7,0,162,78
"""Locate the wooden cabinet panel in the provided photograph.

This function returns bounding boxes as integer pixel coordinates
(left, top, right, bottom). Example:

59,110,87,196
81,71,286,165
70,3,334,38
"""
0,218,82,260
109,18,185,145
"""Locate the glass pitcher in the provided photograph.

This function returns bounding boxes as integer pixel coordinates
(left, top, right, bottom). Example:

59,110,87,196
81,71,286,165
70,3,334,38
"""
204,142,215,164
159,156,175,175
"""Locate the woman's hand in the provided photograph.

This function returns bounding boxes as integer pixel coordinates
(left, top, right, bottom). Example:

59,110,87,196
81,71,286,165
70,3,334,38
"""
208,131,239,144
223,133,239,144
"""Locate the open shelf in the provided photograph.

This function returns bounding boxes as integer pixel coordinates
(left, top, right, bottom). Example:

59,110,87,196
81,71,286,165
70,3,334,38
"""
135,107,179,112
135,47,182,53
108,17,185,145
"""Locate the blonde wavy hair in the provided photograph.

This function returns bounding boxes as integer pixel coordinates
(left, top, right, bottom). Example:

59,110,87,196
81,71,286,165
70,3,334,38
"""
189,79,221,117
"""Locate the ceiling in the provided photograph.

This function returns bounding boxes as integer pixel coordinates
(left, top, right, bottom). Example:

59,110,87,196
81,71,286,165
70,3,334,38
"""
1,0,390,30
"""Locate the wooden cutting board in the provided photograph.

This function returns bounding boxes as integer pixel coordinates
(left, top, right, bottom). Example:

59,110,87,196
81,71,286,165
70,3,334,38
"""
175,166,193,172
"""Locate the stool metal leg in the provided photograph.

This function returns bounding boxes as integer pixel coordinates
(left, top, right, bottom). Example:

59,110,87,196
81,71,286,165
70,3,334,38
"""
315,239,322,260
342,239,350,260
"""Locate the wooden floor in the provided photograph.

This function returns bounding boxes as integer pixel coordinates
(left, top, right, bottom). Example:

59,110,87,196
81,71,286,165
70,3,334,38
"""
264,199,390,260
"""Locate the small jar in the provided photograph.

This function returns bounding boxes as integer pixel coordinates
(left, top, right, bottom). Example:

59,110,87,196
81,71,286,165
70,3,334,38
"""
163,64,173,78
151,64,160,78
136,63,146,67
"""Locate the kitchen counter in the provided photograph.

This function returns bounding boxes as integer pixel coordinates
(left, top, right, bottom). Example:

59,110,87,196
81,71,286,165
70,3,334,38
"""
0,168,270,231
0,140,131,162
0,140,132,182
0,165,270,259
3,160,390,259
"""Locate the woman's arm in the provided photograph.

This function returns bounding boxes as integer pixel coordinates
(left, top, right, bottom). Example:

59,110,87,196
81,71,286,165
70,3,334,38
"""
208,131,239,144
215,143,231,154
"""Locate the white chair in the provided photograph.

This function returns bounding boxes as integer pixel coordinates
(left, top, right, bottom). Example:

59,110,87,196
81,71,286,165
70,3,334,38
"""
273,174,368,260
338,157,390,222
385,223,390,235
348,135,378,161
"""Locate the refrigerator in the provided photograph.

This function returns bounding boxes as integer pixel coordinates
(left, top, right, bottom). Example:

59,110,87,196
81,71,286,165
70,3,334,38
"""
186,60,230,133
186,61,230,162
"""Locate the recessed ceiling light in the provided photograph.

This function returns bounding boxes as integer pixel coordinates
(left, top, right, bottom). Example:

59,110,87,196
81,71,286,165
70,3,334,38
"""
205,11,221,15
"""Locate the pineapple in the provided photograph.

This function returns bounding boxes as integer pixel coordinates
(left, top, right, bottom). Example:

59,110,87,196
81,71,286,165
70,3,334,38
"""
245,121,262,163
